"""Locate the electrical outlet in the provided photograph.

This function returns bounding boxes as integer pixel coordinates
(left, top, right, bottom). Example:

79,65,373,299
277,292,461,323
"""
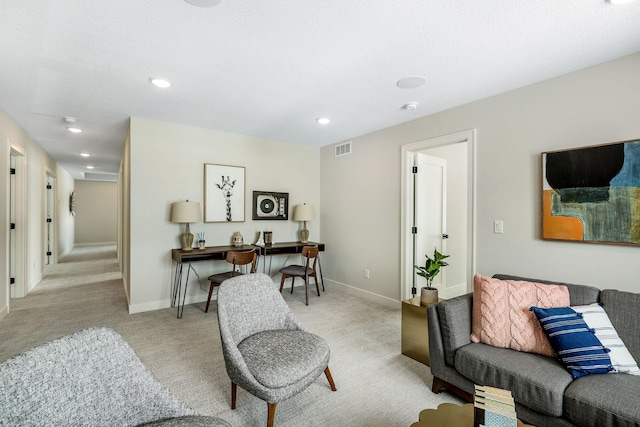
364,268,370,279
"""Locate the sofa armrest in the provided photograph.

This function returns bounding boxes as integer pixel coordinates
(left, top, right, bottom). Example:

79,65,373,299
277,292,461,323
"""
429,293,473,367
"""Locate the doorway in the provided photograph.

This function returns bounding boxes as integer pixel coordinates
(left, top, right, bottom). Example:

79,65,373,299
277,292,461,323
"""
401,129,476,300
45,172,57,266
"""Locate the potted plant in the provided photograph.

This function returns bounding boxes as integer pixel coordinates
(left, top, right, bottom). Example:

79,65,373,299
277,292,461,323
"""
414,247,449,306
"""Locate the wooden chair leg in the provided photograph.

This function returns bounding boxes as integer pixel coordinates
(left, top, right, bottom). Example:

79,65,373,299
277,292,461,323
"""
279,275,286,293
231,382,237,409
313,272,320,296
290,277,295,294
304,275,309,306
267,402,277,427
205,283,216,313
324,367,337,391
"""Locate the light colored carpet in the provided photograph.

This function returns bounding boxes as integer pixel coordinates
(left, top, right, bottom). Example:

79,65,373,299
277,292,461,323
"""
0,245,462,426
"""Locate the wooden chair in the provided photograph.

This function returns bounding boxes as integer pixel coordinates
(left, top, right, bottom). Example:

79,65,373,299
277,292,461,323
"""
205,248,258,313
278,246,320,306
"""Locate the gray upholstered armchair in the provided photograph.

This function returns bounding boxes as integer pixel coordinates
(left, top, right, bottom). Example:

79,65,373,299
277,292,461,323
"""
216,273,336,427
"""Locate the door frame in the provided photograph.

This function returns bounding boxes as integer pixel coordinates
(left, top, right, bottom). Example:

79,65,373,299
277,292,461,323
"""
9,142,28,299
400,129,477,301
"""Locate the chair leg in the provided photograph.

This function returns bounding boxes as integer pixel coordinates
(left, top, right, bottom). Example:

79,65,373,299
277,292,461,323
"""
290,277,295,294
305,274,309,306
267,402,277,427
313,272,320,297
231,382,237,409
205,283,216,313
279,275,286,293
324,367,337,391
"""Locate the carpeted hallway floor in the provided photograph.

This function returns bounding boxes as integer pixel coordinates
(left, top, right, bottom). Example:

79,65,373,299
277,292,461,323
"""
0,245,461,426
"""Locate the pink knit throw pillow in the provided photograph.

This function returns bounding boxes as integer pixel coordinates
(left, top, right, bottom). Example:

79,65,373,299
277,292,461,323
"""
470,274,570,356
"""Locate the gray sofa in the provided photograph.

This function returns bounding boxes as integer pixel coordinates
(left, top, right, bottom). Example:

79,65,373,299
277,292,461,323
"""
0,327,230,427
427,274,640,427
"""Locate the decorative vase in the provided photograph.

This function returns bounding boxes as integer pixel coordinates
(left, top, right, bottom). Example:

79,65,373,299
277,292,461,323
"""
232,231,244,247
420,287,438,306
198,240,206,250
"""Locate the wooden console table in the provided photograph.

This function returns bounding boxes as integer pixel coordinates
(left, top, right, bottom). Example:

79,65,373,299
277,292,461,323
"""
171,241,325,318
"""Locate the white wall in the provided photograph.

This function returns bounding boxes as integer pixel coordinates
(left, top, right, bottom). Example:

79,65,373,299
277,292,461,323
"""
0,109,74,320
321,53,640,302
74,180,117,245
127,117,320,313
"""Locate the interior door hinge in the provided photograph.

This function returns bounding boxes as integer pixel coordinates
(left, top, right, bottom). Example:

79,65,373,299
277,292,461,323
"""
46,218,52,223
412,166,418,174
10,277,15,285
10,168,16,175
10,223,16,229
411,226,417,234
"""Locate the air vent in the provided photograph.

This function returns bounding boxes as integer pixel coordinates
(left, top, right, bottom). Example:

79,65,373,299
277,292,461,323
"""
334,141,352,157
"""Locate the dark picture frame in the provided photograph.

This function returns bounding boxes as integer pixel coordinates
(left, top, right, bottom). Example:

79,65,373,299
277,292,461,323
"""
252,191,289,220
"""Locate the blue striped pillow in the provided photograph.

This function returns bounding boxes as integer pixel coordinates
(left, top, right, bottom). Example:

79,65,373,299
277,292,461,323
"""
530,306,614,379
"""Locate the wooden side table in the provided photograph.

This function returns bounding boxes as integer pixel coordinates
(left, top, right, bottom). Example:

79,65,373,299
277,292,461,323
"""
401,296,440,366
410,403,532,427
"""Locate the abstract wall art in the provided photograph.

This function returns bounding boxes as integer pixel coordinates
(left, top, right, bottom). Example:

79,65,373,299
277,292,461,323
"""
542,139,640,246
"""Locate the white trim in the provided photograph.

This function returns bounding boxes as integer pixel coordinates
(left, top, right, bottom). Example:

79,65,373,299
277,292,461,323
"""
74,241,117,247
9,143,28,299
400,129,477,301
327,279,401,310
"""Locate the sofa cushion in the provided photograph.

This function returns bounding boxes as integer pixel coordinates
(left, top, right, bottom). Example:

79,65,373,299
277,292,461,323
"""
600,289,640,365
573,303,640,375
564,372,640,427
470,274,570,356
436,293,474,366
530,306,613,379
493,274,601,306
455,342,573,417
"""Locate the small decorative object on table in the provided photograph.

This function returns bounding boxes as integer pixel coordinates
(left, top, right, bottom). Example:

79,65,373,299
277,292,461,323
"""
414,247,449,306
197,232,205,250
474,385,517,427
232,231,244,247
263,230,273,245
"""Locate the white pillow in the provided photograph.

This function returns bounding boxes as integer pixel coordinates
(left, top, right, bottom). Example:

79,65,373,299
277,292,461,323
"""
573,304,640,375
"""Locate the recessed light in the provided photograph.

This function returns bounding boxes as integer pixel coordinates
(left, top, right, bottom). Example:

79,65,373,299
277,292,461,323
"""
316,117,331,125
185,0,222,6
86,165,94,170
67,127,83,133
397,76,427,89
150,77,171,88
80,152,90,157
402,102,419,110
609,0,633,4
63,116,77,123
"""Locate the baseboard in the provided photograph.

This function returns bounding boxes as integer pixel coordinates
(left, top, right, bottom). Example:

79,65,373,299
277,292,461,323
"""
128,294,208,314
0,304,8,322
326,279,401,310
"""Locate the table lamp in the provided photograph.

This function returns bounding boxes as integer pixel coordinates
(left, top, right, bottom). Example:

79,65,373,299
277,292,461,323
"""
171,200,202,251
293,203,315,244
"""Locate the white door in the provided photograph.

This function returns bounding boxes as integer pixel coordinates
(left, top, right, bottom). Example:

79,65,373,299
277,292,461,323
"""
414,153,447,290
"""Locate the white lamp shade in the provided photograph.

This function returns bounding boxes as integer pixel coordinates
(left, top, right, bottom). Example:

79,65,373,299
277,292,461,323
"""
171,201,202,223
293,204,315,222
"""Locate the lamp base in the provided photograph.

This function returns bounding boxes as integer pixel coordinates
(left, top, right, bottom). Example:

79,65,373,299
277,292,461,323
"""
299,225,309,244
180,223,194,251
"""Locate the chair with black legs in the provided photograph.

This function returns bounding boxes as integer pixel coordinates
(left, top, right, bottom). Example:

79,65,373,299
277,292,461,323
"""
278,245,320,306
205,248,258,313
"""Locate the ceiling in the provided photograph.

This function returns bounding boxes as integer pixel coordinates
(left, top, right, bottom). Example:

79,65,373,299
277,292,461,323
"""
1,1,640,181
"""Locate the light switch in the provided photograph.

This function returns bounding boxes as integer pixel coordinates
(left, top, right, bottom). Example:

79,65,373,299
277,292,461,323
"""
493,220,504,234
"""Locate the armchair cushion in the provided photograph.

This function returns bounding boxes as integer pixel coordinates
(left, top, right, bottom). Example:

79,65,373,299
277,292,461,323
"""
238,330,330,388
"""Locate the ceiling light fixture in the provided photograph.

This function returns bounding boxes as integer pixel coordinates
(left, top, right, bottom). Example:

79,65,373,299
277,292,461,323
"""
67,127,83,133
185,0,222,6
86,165,94,169
608,0,633,4
397,76,427,89
80,152,90,157
402,102,419,111
316,117,331,125
150,77,171,88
